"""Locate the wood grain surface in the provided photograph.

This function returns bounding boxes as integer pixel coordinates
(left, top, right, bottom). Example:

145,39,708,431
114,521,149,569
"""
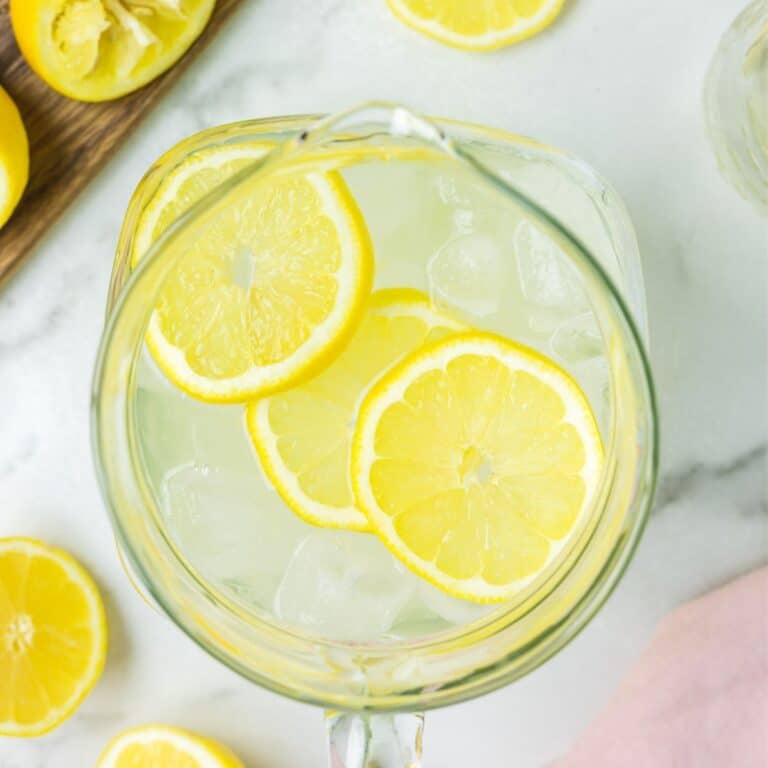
0,0,243,286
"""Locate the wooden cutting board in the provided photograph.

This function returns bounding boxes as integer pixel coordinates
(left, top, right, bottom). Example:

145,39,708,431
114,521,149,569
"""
0,0,244,286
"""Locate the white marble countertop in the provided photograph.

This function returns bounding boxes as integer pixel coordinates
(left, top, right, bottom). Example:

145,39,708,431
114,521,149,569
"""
1,0,765,765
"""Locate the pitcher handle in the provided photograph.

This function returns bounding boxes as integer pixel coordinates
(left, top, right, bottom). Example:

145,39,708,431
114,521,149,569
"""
326,711,425,768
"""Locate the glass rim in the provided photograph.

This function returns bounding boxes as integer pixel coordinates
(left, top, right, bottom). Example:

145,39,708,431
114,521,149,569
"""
92,103,659,711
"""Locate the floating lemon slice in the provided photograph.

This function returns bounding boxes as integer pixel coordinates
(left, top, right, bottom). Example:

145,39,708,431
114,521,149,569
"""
0,86,29,230
247,288,464,530
132,142,373,403
351,332,603,602
131,142,274,266
97,724,244,768
0,538,107,736
10,0,216,102
386,0,565,51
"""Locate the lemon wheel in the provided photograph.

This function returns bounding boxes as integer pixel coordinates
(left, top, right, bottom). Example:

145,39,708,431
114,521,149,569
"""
132,142,374,403
351,332,603,602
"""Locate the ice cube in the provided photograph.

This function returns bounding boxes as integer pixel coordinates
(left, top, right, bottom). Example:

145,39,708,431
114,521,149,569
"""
434,174,475,234
274,531,415,641
571,357,611,435
388,594,453,639
526,307,569,337
416,582,495,626
135,348,262,484
514,220,588,311
452,207,474,233
435,173,472,208
550,312,603,364
161,462,306,611
427,233,504,318
135,346,176,394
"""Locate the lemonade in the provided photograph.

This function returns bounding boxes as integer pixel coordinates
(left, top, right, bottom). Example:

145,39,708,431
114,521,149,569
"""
129,147,616,642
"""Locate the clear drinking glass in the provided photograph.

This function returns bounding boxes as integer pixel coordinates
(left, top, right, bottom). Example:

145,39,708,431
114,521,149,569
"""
703,0,768,214
92,103,658,766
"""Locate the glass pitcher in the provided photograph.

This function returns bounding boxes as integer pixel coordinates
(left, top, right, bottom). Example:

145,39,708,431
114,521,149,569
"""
92,103,658,766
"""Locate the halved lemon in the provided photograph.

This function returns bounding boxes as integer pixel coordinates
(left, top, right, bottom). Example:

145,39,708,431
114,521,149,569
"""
386,0,565,51
0,538,107,736
10,0,216,102
0,86,29,230
247,288,464,530
351,332,603,602
97,724,244,768
133,143,374,403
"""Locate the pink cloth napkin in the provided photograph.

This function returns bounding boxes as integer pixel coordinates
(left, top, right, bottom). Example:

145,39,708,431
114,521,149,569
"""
560,567,768,767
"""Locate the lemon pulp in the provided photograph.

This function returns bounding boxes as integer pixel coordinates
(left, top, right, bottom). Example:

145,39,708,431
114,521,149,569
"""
11,0,216,101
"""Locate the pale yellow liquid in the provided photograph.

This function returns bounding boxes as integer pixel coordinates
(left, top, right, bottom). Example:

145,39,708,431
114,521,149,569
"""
134,156,613,643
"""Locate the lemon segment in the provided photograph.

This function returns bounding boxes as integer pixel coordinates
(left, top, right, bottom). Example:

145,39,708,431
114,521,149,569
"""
10,0,216,102
351,332,603,602
247,288,465,530
386,0,565,51
0,86,29,230
132,143,374,403
0,538,107,736
97,724,245,768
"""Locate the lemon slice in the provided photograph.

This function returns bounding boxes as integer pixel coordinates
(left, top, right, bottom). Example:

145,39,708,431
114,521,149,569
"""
386,0,565,51
97,724,244,768
247,288,464,530
133,144,373,403
351,332,603,602
0,86,29,230
10,0,215,102
0,538,107,736
131,142,275,266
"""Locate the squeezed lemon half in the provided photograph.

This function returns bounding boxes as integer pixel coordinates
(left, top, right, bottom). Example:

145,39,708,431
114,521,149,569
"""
97,724,245,768
351,332,603,602
0,538,107,736
247,288,464,530
0,86,29,230
11,0,216,101
132,142,374,403
386,0,565,51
